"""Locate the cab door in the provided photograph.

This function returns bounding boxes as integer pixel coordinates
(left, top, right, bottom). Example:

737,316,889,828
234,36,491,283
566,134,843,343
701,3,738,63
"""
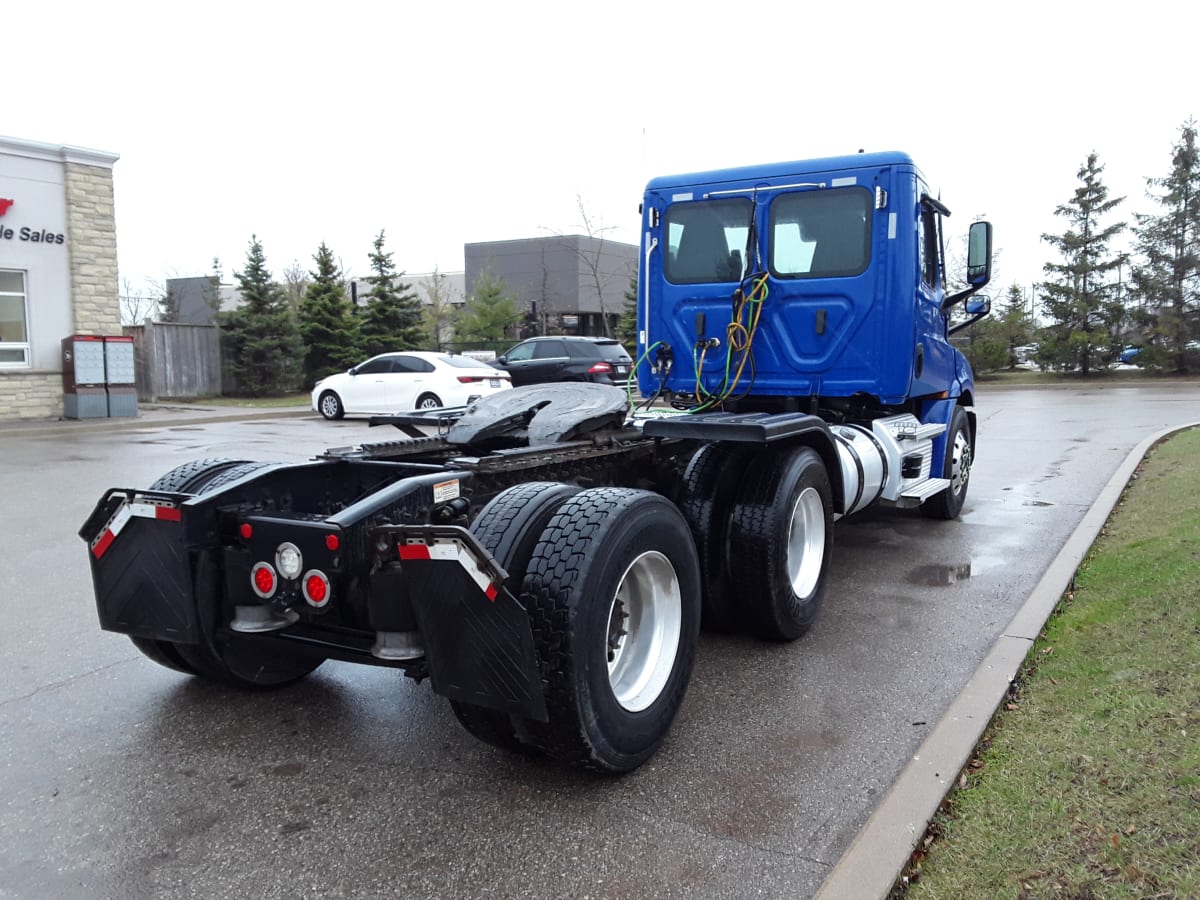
910,200,955,397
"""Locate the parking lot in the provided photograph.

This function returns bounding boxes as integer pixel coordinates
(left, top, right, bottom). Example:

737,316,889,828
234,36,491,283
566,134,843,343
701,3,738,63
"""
2,382,1198,899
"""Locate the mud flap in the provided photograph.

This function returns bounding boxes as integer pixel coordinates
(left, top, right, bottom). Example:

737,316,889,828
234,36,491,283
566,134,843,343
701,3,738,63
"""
392,530,547,722
80,490,200,642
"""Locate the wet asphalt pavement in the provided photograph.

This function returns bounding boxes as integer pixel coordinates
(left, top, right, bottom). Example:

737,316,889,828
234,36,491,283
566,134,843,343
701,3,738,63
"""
1,383,1197,899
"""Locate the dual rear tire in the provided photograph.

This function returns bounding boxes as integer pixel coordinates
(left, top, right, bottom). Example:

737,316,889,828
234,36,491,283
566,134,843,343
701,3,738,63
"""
128,458,323,689
453,482,702,773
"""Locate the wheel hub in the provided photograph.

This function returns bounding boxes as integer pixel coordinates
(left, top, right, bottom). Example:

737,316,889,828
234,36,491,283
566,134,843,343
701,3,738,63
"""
605,550,682,713
786,486,826,599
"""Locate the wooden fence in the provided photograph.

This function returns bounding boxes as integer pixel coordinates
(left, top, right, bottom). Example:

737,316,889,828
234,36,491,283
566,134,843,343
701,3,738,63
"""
123,322,222,400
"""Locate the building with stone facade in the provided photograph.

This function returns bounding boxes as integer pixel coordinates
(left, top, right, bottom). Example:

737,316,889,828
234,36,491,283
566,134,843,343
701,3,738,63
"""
0,136,120,420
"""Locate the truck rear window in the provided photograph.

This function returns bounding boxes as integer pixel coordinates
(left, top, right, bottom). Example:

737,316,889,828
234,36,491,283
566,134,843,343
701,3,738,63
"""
664,198,752,284
770,187,872,278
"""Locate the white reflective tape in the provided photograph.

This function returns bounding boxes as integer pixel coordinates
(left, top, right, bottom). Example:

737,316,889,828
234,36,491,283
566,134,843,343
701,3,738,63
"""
831,177,857,187
888,212,897,239
671,192,693,202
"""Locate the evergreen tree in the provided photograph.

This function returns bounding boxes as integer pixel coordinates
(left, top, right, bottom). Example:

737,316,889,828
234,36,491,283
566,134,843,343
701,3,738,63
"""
1130,119,1200,373
959,284,1033,374
1037,152,1127,375
617,275,638,354
222,236,302,396
299,243,360,386
357,230,424,356
457,270,521,345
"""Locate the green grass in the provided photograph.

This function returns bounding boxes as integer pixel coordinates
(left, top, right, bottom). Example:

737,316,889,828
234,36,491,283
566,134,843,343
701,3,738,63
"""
902,428,1200,900
166,393,310,408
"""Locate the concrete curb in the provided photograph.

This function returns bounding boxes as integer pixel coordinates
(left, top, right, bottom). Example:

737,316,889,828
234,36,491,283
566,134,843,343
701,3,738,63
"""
813,419,1200,900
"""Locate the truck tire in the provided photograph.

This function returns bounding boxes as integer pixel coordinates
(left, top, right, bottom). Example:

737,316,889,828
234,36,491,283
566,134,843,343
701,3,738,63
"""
174,549,325,689
449,481,580,753
678,443,752,632
149,457,249,493
133,460,323,688
318,390,344,420
729,446,833,641
922,405,972,520
131,458,255,676
520,488,701,773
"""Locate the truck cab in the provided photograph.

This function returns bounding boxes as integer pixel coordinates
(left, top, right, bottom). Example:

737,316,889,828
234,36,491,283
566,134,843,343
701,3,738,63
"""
636,151,991,418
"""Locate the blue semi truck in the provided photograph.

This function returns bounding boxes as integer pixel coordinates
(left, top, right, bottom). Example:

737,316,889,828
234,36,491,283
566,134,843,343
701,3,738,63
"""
80,151,991,773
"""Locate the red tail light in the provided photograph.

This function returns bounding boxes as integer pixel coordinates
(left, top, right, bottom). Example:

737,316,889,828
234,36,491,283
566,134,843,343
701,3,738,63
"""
303,570,330,607
457,375,484,383
588,362,613,374
251,562,277,599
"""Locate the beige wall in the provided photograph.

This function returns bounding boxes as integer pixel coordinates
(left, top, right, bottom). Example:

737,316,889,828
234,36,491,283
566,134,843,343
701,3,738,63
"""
0,138,119,420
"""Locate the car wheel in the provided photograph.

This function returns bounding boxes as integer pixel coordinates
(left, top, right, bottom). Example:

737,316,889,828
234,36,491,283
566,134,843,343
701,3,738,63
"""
318,391,344,420
416,392,442,410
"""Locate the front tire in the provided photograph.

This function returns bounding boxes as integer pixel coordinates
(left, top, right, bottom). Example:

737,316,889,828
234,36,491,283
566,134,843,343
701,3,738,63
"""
922,405,972,520
729,446,833,641
318,391,344,420
520,488,701,773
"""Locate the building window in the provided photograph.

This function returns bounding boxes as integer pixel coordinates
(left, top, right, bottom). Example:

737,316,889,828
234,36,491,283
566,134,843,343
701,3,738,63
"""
0,270,30,368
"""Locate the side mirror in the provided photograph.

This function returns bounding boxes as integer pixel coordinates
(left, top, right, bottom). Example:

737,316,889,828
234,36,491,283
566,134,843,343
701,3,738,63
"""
497,356,508,365
965,295,991,316
348,366,358,376
966,221,993,287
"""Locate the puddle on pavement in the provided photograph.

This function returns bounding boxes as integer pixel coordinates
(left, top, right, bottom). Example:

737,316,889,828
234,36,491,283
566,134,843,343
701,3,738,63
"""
1022,499,1054,507
907,563,972,586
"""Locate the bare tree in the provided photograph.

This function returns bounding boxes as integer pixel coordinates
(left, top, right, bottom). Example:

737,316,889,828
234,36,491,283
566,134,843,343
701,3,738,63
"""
574,196,618,337
119,278,160,325
282,260,309,313
420,267,463,350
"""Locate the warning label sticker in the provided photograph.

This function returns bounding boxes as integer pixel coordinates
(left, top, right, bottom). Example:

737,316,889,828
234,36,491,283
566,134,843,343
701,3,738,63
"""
432,479,460,504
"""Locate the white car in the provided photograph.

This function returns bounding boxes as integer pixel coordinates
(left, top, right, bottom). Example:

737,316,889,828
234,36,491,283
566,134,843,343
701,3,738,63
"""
311,351,511,420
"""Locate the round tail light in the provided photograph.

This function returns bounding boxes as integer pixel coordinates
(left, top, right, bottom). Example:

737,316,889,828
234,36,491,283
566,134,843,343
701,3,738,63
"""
251,562,278,599
303,570,330,608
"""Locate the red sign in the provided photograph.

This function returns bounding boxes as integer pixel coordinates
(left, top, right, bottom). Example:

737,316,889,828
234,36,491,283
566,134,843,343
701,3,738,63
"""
0,199,13,216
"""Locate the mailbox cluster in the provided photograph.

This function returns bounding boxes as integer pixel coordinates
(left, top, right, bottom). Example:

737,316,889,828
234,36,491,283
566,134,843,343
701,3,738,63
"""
61,335,138,419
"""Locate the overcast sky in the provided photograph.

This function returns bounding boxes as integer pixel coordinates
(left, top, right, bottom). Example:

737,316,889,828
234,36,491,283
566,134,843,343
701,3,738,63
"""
5,0,1193,303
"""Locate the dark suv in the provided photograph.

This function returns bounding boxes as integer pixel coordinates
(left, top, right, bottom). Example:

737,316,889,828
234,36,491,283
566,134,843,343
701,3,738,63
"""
492,336,634,387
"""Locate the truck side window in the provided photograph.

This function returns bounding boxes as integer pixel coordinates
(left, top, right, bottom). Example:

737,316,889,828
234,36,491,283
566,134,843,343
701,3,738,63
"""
770,187,872,278
920,209,939,288
664,199,751,284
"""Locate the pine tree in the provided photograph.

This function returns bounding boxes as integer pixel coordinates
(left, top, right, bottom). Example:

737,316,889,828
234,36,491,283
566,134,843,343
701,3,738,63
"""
357,230,424,356
1038,152,1127,375
457,270,521,346
1130,119,1200,373
299,243,360,386
617,275,638,355
222,236,302,396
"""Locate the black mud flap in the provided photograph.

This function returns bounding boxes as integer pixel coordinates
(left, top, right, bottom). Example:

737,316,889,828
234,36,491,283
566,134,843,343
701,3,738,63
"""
394,528,547,722
80,490,200,642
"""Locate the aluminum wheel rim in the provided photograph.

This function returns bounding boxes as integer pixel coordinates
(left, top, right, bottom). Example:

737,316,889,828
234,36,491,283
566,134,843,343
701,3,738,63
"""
605,550,682,713
418,397,439,409
321,395,338,417
787,486,826,599
949,429,972,496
